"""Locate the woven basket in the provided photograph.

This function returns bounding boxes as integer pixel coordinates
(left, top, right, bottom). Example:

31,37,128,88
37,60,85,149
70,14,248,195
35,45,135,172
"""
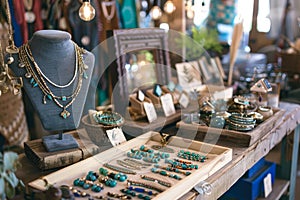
0,92,29,146
81,114,124,146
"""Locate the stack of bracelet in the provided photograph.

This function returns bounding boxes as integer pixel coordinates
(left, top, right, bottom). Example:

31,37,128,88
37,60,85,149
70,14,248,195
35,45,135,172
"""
99,167,127,182
117,160,143,170
165,159,198,170
126,145,170,163
124,158,152,167
154,164,192,176
140,174,172,187
151,167,182,180
177,150,207,162
127,179,165,193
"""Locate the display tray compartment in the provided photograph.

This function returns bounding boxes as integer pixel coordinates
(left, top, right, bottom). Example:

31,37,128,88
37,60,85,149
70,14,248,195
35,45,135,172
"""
28,131,232,200
176,108,286,147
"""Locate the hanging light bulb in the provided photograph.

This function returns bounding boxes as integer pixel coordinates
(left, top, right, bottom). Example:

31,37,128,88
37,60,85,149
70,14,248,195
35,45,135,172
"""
79,0,96,21
150,0,162,20
150,6,162,20
164,0,176,14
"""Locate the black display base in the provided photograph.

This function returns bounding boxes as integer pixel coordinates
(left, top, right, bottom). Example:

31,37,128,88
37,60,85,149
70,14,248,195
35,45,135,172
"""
42,133,79,152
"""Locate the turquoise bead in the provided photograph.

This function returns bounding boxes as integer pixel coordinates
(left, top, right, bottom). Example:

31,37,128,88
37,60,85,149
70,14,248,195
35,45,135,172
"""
144,196,151,200
119,175,127,182
30,78,35,84
138,194,144,199
78,180,84,186
140,145,145,151
93,186,102,192
83,183,90,189
47,94,52,100
32,82,38,87
62,96,67,101
83,71,88,79
160,171,167,176
73,178,80,186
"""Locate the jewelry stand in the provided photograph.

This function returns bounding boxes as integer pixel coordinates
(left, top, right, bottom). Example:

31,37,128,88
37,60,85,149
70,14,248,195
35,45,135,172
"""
42,132,79,152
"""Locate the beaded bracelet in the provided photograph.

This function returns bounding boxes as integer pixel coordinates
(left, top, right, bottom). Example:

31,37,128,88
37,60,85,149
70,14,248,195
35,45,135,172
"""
123,158,152,167
140,174,172,187
60,185,105,199
107,192,132,199
73,178,104,192
165,159,198,170
127,179,165,193
117,160,142,170
151,168,182,180
99,167,127,182
93,111,124,126
154,164,192,176
104,163,136,175
98,175,118,187
126,186,158,196
177,150,207,162
121,189,152,200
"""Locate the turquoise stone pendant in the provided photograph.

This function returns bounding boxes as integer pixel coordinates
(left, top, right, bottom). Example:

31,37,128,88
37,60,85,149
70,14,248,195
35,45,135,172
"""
83,71,88,79
60,109,70,119
61,96,67,101
47,94,52,101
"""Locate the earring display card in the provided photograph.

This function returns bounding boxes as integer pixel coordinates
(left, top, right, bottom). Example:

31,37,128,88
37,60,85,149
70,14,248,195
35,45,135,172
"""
137,90,145,102
161,93,176,117
106,128,127,146
179,93,190,109
144,102,157,123
28,131,232,200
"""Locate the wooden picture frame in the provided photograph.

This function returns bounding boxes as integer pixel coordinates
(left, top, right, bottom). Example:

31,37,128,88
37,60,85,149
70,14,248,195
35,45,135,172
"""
110,28,171,113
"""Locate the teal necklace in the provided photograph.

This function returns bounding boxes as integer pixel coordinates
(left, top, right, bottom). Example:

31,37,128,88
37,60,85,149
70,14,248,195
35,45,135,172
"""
18,43,88,119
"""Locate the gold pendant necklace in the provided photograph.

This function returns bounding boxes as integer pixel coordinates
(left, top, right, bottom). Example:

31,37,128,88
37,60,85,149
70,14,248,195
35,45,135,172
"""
101,0,116,23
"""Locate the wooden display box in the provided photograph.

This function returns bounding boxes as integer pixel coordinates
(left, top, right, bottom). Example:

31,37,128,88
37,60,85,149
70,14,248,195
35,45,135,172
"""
161,86,179,105
146,89,163,108
24,129,105,170
129,93,152,116
28,131,232,200
177,108,285,147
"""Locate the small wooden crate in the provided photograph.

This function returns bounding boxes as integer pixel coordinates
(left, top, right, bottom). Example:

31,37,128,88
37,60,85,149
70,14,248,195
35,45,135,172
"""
129,93,152,115
177,108,285,147
146,89,163,108
24,130,103,170
28,131,232,200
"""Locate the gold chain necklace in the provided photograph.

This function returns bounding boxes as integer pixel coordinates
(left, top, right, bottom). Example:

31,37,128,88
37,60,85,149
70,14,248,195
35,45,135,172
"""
18,43,88,119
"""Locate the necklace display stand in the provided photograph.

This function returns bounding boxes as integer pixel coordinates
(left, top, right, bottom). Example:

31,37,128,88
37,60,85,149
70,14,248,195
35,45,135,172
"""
10,30,95,152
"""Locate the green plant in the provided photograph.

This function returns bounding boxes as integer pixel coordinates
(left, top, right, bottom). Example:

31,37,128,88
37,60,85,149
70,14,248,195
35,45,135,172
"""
191,26,223,54
175,26,223,60
0,151,23,200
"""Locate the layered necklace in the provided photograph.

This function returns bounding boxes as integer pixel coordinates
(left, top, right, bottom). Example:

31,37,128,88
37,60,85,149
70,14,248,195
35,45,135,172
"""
18,42,88,119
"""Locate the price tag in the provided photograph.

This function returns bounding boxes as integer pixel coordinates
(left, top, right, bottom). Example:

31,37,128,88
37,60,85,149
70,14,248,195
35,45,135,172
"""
144,102,157,123
161,93,176,117
106,128,127,146
179,93,189,108
263,173,272,198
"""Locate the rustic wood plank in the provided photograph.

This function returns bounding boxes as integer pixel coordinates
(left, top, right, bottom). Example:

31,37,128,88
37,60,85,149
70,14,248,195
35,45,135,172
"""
257,179,289,200
195,102,300,200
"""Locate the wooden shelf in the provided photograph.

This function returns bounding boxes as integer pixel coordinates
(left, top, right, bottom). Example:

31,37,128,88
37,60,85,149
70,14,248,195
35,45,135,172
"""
257,179,289,200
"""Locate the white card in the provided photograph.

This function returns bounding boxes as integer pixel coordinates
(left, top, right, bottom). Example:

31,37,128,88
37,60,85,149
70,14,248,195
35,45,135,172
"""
106,128,127,147
179,93,189,108
263,173,272,198
161,93,176,117
143,102,157,123
137,90,145,102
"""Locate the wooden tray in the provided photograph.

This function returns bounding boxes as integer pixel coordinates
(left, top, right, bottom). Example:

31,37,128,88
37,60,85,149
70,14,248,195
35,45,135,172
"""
28,131,232,200
176,108,286,147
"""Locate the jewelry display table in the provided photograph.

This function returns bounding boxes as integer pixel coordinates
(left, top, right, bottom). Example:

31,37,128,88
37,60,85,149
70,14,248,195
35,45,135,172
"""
16,102,300,200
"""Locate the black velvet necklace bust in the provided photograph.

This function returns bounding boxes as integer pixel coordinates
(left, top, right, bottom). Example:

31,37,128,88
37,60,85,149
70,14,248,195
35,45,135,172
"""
10,30,95,151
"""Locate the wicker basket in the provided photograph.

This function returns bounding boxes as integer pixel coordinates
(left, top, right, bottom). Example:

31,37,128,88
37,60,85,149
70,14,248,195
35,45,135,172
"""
0,92,29,146
80,114,124,146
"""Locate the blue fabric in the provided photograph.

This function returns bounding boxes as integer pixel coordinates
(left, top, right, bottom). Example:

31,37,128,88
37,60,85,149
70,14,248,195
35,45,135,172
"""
120,0,138,28
9,0,23,47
